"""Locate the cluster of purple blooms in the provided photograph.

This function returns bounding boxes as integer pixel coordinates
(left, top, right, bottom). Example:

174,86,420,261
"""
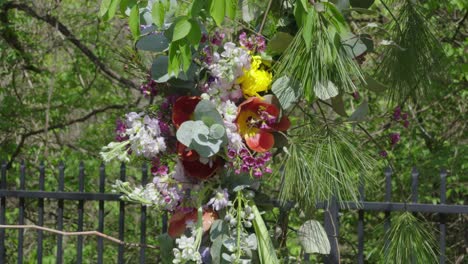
227,148,272,177
259,110,277,130
239,32,266,53
393,106,410,128
115,119,128,142
151,157,169,176
140,75,159,97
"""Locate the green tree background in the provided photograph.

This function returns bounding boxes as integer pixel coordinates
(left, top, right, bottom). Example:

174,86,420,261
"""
0,0,466,263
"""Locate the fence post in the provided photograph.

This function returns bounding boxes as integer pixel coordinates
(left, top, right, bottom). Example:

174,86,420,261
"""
439,169,447,264
56,162,65,264
0,161,5,263
383,167,392,258
76,162,85,264
324,196,340,264
411,167,419,264
139,163,148,264
117,163,126,264
357,175,365,264
97,163,106,264
37,162,45,264
17,161,26,264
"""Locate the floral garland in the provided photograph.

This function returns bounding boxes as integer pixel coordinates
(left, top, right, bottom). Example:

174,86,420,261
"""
102,31,297,263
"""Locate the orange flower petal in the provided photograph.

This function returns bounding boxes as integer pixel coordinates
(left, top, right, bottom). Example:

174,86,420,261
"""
246,131,274,153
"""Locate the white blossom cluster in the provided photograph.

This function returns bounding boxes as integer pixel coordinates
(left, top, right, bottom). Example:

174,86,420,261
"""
207,42,251,102
217,100,244,151
100,112,166,162
111,179,180,211
173,235,202,264
125,113,166,158
207,188,230,211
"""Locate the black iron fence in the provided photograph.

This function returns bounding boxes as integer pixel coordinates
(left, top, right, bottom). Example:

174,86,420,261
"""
0,162,467,264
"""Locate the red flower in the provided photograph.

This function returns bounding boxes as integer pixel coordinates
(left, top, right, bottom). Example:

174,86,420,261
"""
172,96,201,128
168,208,218,238
235,97,290,152
177,143,224,180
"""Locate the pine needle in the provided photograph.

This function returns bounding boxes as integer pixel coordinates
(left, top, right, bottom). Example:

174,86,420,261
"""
277,124,375,210
375,0,446,104
273,9,364,102
378,212,439,264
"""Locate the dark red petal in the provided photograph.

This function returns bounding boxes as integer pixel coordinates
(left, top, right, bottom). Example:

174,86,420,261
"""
271,116,291,131
182,157,223,180
172,96,201,128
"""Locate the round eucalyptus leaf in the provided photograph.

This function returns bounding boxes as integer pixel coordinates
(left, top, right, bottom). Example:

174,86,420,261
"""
136,33,169,52
209,124,225,139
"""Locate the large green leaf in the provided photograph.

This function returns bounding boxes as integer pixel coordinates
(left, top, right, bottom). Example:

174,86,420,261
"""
99,0,112,17
271,76,300,110
251,204,279,264
194,100,224,126
348,100,368,123
151,1,166,28
267,32,294,55
210,0,225,26
151,56,170,82
172,17,191,41
298,220,331,254
135,33,169,52
341,32,367,58
314,81,339,100
128,4,140,39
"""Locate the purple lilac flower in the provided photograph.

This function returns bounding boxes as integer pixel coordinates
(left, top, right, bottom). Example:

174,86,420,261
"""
239,32,266,52
403,120,410,128
389,133,400,146
115,119,128,142
393,106,402,121
402,113,409,120
228,147,273,177
211,31,225,46
379,150,388,157
352,91,360,100
140,76,158,97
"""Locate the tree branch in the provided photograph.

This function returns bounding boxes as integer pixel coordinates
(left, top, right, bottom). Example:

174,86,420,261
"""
0,224,158,249
2,2,140,90
7,98,140,169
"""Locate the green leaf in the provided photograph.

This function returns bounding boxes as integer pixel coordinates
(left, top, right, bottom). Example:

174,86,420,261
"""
151,55,170,82
158,233,174,263
99,0,112,17
294,0,309,28
194,100,224,126
209,124,225,139
298,220,331,254
210,220,229,241
172,17,191,41
136,33,169,52
350,0,375,9
225,0,237,19
348,100,368,123
129,4,140,39
364,75,387,93
178,41,192,72
151,1,166,28
302,11,314,50
331,0,350,10
341,32,367,58
271,76,299,110
168,42,180,75
267,32,294,55
103,0,121,21
187,20,202,48
176,120,200,147
314,81,339,100
241,0,255,22
190,0,204,17
331,94,348,117
210,0,225,26
251,204,279,264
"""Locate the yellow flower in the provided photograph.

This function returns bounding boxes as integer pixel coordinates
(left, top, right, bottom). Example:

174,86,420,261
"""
238,56,272,98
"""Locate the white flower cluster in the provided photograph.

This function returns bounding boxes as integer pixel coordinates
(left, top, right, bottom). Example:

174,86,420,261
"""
125,113,166,158
207,188,230,211
218,100,244,151
112,179,180,211
173,235,202,264
207,42,251,102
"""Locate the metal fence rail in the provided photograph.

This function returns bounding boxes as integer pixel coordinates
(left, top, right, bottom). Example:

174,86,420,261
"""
0,162,467,263
0,161,161,264
319,167,468,264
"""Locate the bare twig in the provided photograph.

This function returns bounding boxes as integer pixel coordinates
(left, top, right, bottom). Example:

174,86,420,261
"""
2,2,140,90
258,0,273,35
0,224,159,249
